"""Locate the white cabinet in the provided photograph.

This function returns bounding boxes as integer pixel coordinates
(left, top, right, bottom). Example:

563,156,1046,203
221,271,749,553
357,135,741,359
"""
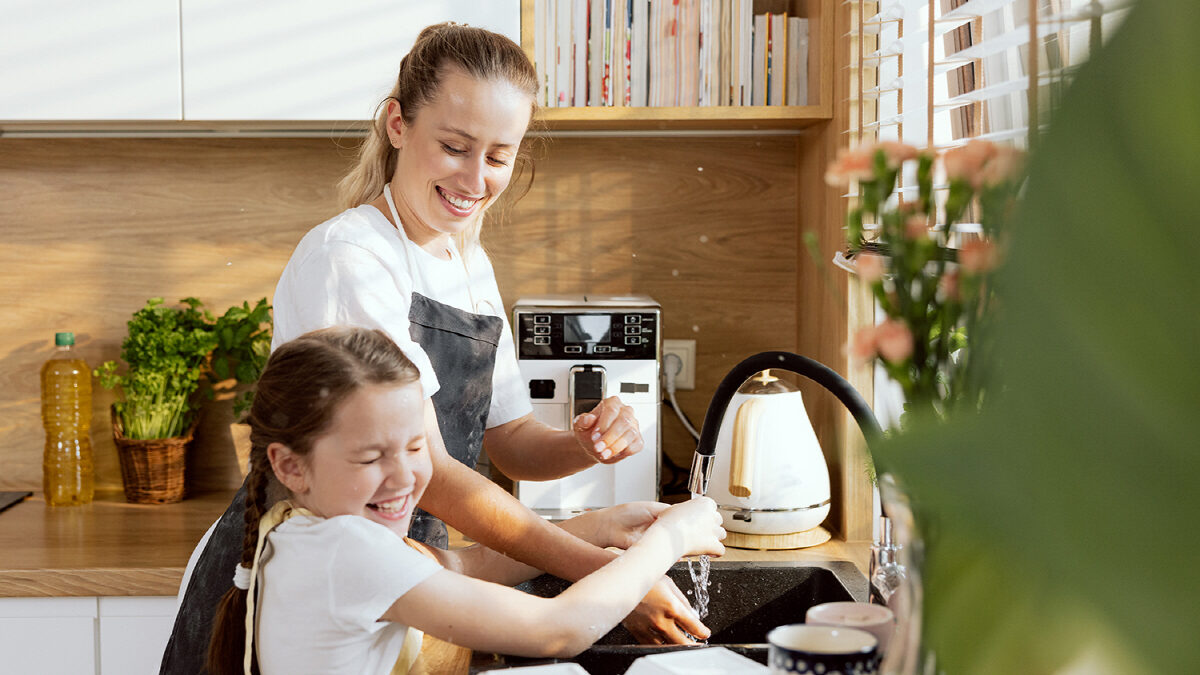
0,596,176,675
98,597,177,675
0,597,97,674
0,0,182,120
180,0,521,120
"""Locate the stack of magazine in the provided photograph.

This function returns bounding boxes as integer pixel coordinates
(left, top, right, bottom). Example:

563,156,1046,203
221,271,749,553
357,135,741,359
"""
533,0,809,108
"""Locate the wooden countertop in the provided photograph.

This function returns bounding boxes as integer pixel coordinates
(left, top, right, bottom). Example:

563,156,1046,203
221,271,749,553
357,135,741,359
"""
0,489,236,597
1,490,868,598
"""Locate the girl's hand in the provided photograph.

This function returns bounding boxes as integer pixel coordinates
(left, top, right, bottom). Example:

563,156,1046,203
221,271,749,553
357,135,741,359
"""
573,396,643,464
565,501,668,549
654,497,726,558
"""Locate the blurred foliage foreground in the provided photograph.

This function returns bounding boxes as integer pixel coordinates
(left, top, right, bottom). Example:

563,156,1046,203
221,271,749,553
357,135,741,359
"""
876,2,1200,673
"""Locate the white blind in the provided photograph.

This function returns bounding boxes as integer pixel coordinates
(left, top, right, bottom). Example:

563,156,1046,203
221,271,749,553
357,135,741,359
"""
851,0,1132,157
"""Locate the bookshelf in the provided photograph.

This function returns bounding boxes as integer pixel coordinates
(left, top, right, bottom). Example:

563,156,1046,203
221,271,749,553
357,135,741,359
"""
519,0,835,130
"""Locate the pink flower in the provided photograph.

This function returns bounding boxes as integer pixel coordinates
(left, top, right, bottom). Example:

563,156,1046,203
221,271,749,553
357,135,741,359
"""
959,239,1000,275
943,140,998,187
856,253,886,283
877,141,920,169
941,269,961,302
851,325,878,362
905,214,929,240
978,146,1024,187
825,147,875,187
875,319,914,363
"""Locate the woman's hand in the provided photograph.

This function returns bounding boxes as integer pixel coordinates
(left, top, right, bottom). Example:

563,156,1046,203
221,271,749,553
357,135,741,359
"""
563,501,669,549
622,577,712,645
573,396,644,464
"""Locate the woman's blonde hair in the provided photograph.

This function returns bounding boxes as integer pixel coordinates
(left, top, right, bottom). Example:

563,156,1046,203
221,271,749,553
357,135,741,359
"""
338,22,540,255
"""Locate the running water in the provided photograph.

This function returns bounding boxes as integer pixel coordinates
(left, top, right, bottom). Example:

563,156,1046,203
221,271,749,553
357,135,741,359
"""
686,554,712,620
685,492,713,621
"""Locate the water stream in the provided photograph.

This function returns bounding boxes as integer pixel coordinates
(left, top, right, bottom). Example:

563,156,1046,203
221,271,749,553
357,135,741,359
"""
686,554,712,620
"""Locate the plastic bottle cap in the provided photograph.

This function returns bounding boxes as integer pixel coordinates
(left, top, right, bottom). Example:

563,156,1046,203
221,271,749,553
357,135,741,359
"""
55,332,75,346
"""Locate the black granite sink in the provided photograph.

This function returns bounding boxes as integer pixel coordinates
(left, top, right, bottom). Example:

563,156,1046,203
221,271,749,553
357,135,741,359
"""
471,560,867,673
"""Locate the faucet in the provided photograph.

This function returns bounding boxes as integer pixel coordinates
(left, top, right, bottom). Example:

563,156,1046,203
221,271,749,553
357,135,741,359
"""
687,351,883,496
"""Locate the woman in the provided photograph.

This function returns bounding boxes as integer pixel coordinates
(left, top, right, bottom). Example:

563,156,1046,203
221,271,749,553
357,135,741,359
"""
160,23,706,674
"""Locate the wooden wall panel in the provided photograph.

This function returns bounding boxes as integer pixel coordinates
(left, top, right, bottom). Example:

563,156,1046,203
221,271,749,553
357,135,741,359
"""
0,135,803,495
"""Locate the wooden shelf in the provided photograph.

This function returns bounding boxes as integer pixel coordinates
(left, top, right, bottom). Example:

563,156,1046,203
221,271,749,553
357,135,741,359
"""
520,0,835,131
534,104,832,131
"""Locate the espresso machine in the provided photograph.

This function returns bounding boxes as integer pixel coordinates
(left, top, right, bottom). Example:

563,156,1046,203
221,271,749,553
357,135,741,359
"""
512,295,661,518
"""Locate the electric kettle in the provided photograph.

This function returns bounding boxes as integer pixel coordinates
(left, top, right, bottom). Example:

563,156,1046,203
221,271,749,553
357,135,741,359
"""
688,352,882,538
705,369,831,535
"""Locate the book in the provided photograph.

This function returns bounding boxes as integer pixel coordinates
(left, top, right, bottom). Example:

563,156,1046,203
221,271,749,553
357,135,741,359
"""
631,0,649,106
752,13,766,106
786,17,809,106
555,0,571,106
769,12,786,106
574,0,588,107
589,0,604,105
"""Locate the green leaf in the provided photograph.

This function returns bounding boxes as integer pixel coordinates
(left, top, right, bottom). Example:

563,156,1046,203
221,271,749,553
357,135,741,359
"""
881,3,1200,672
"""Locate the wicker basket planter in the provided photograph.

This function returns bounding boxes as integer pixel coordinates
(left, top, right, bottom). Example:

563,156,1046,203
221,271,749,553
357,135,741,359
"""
111,406,197,504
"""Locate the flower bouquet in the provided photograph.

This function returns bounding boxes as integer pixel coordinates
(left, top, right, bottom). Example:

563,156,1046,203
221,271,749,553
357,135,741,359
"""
826,140,1024,422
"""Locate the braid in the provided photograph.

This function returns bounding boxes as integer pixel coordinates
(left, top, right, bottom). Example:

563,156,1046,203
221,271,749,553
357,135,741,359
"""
207,450,273,675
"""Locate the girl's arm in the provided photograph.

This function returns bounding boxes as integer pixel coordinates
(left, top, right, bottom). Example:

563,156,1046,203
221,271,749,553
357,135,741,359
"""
441,502,670,586
384,498,724,659
417,402,710,644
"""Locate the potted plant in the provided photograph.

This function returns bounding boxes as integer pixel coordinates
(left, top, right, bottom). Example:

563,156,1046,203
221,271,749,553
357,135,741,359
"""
96,296,272,503
96,297,218,504
195,298,272,483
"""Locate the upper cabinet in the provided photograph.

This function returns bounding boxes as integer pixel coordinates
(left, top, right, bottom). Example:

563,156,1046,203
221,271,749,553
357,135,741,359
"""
0,0,182,120
180,0,519,121
1,0,518,125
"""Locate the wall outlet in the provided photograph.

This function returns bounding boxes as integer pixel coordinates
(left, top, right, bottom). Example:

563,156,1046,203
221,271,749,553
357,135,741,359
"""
662,339,696,390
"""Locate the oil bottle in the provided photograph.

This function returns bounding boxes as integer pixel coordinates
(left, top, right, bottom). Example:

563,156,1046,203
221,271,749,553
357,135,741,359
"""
41,332,94,505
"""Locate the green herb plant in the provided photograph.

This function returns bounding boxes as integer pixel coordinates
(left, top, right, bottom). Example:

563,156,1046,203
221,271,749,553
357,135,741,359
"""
207,298,272,420
96,298,218,440
96,297,273,440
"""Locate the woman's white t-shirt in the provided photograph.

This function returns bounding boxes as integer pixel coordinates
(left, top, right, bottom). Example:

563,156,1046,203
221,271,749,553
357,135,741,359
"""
270,204,531,427
255,514,442,675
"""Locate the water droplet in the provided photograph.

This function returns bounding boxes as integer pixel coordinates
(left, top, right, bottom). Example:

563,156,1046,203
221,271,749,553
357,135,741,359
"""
632,253,637,258
697,166,704,172
225,261,233,266
672,269,679,276
692,325,700,333
778,355,785,361
699,235,709,243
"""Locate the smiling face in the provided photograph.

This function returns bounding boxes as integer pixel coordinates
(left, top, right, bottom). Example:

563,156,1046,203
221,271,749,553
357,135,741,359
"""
384,67,533,253
270,381,431,537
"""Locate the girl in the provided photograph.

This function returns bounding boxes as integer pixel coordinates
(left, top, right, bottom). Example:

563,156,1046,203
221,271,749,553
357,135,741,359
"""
206,327,725,674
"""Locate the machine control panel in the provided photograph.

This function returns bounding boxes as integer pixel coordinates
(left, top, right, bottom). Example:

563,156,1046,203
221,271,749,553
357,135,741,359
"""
515,310,659,360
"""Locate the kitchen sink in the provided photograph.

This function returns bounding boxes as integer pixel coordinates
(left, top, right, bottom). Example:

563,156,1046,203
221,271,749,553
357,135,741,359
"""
470,560,867,673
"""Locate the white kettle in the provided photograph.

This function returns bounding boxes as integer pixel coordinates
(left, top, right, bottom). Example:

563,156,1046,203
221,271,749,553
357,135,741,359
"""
705,370,831,535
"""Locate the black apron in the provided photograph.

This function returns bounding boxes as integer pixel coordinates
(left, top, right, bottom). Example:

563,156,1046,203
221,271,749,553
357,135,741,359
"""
158,292,502,674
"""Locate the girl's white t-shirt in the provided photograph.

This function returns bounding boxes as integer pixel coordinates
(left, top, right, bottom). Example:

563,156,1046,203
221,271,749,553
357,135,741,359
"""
270,204,531,427
255,514,442,675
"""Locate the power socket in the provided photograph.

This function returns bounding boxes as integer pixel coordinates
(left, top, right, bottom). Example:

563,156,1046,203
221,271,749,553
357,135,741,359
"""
662,339,696,390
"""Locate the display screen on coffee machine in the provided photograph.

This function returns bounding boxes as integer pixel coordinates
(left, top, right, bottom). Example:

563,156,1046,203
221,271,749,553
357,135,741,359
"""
516,310,657,359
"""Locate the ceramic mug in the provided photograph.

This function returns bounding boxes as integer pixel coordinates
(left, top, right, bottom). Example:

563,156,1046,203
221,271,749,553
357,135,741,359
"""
767,624,880,675
805,601,895,655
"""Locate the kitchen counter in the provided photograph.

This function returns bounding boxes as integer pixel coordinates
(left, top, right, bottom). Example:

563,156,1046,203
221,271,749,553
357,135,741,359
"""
0,490,868,598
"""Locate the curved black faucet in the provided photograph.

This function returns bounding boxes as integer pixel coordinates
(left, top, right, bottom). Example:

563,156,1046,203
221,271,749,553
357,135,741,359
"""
688,351,882,495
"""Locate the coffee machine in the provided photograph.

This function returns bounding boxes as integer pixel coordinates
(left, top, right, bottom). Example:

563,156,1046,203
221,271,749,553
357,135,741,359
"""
512,295,661,518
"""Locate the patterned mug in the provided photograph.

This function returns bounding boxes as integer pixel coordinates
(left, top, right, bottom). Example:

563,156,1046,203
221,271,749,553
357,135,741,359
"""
767,624,881,675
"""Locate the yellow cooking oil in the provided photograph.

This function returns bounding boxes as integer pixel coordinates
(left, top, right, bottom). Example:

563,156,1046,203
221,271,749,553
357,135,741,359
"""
41,332,94,506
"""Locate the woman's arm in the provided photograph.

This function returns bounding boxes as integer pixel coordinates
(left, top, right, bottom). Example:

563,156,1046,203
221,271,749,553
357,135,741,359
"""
386,498,724,658
417,402,711,643
442,502,670,586
483,396,643,480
